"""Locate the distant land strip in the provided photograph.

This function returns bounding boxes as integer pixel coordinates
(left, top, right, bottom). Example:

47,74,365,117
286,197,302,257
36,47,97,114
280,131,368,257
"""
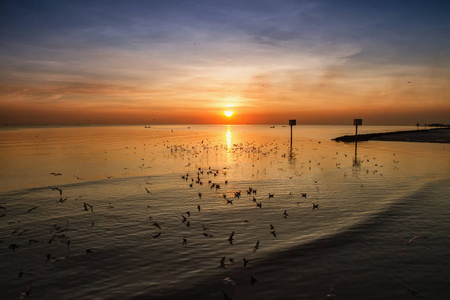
333,127,450,143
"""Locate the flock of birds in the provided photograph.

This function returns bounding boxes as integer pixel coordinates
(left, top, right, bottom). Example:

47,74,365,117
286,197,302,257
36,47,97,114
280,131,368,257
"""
0,130,430,299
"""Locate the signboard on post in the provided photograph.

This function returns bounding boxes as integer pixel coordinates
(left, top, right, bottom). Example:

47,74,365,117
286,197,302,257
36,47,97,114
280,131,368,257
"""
289,119,296,153
353,118,362,166
353,119,362,126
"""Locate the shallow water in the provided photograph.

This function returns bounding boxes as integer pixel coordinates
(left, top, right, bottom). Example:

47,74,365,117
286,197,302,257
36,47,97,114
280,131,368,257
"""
0,125,449,299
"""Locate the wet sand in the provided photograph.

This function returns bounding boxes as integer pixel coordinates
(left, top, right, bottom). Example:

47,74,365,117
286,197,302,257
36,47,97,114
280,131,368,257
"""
333,127,450,143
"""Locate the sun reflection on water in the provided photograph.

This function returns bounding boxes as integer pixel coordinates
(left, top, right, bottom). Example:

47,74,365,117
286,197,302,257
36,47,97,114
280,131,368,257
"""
226,128,232,151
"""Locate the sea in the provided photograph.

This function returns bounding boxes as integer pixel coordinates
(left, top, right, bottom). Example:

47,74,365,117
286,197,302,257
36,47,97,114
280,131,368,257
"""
0,125,449,300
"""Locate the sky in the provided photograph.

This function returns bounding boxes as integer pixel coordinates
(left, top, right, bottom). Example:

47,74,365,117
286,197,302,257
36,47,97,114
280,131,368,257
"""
0,0,449,125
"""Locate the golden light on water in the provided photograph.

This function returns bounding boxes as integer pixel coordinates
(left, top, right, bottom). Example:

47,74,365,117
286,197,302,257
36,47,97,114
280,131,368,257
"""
226,129,232,149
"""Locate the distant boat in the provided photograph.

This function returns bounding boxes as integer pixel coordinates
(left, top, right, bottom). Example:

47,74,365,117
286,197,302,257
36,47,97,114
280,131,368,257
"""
270,126,276,128
144,126,151,128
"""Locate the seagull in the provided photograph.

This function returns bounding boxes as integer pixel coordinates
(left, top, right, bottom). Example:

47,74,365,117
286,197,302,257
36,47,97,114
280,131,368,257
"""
9,243,20,252
46,254,56,262
268,193,274,199
73,175,82,180
406,287,422,298
153,233,161,238
219,256,227,268
46,234,58,244
302,193,307,198
182,238,187,246
50,256,67,263
197,205,201,212
27,206,38,212
17,281,32,299
270,224,276,237
226,199,233,205
18,269,33,278
50,172,62,176
84,202,93,212
28,240,39,246
253,240,260,252
313,203,319,210
223,277,236,286
152,222,161,229
283,210,288,218
251,276,257,286
50,186,63,195
326,287,337,297
228,231,235,244
145,188,150,193
407,236,428,246
256,202,262,208
243,258,249,268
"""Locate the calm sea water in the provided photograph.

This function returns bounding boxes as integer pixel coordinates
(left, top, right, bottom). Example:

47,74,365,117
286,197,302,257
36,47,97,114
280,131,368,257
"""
0,125,449,299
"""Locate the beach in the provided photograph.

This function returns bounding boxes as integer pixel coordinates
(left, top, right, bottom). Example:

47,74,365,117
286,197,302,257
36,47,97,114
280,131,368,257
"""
333,127,450,143
1,125,449,299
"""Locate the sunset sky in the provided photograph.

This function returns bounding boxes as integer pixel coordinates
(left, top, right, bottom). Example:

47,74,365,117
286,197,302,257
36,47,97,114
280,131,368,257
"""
0,0,449,125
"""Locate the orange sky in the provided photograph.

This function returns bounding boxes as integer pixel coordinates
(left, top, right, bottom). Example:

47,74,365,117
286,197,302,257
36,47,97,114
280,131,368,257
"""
1,1,449,125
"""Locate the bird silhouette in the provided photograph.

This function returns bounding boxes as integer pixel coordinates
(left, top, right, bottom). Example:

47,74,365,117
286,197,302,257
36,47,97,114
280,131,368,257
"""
270,224,276,237
243,258,249,268
253,240,260,252
406,236,428,246
228,231,235,244
17,281,32,299
219,256,227,268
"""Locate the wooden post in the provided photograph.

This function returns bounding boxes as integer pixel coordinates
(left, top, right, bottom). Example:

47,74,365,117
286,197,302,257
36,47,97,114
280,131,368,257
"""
289,119,296,154
353,119,362,165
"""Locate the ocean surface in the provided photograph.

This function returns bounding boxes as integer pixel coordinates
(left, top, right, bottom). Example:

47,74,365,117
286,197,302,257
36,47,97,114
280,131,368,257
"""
0,125,449,299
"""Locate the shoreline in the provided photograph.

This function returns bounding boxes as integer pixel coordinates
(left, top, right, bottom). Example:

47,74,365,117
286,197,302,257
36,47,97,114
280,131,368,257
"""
333,127,450,143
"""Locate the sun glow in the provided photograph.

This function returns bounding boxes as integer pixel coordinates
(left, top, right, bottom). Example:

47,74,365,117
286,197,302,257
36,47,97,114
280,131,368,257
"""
224,111,234,117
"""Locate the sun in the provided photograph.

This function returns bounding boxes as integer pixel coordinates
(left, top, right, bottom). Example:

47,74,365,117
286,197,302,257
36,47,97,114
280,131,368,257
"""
224,111,234,117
